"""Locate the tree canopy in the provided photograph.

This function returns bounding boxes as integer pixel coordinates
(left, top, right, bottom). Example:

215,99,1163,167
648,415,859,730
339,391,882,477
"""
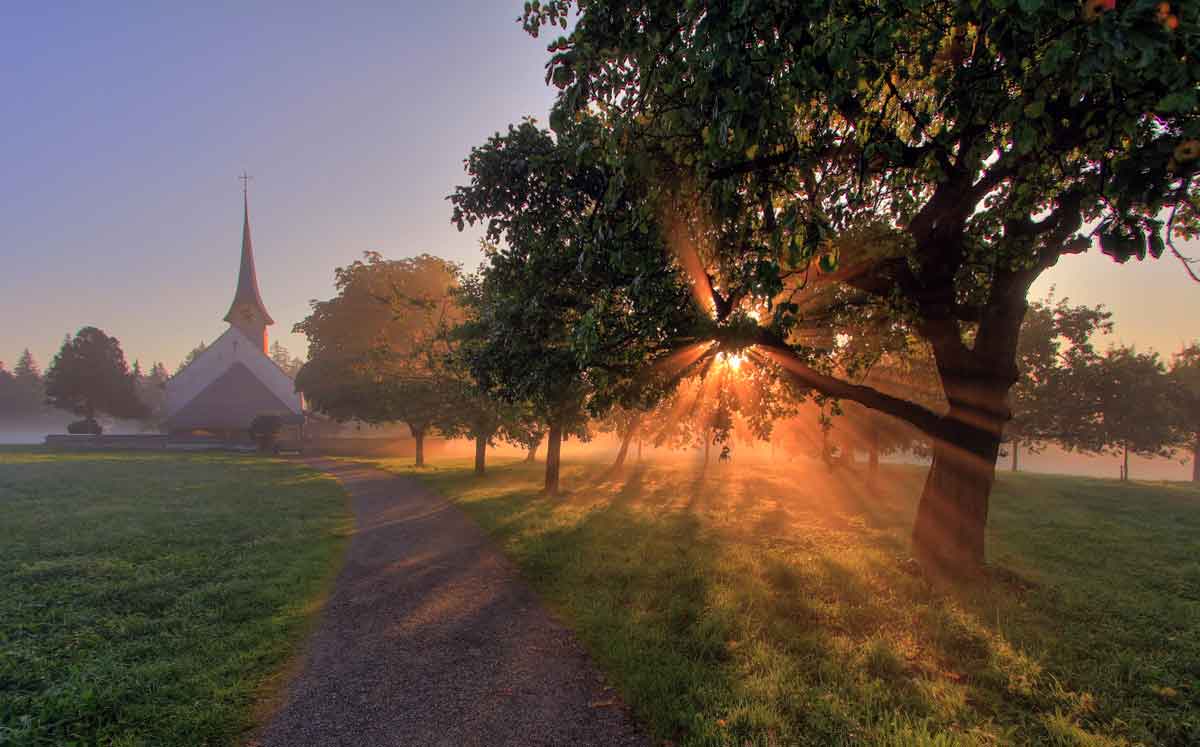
44,327,147,426
295,252,462,466
514,0,1200,575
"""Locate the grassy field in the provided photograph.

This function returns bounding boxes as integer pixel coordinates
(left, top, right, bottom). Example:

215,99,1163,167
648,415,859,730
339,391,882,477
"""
0,449,349,746
374,455,1200,747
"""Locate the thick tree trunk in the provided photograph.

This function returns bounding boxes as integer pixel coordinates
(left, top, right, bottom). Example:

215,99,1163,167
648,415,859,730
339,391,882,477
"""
612,417,642,470
1193,437,1199,483
526,436,541,463
474,434,487,475
544,422,563,495
413,428,425,468
911,423,1000,579
1011,440,1019,472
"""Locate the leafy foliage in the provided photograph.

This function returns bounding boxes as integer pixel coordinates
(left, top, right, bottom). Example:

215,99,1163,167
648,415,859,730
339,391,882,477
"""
1005,293,1112,463
517,0,1200,572
294,253,462,464
1169,342,1200,480
44,327,147,422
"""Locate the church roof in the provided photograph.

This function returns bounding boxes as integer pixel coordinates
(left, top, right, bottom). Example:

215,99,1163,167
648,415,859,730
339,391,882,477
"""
223,191,275,326
166,361,295,431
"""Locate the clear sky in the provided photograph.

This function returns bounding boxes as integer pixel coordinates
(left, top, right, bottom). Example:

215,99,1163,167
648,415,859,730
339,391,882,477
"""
1,2,1196,373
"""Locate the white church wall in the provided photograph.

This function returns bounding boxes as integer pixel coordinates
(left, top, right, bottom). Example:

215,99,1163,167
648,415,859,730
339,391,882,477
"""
166,327,302,418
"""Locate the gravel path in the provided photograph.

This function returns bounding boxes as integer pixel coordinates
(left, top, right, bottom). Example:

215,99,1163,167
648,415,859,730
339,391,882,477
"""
256,459,648,747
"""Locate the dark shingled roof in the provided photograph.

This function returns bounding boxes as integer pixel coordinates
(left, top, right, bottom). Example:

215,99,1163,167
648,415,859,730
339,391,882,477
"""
166,361,294,431
223,191,274,325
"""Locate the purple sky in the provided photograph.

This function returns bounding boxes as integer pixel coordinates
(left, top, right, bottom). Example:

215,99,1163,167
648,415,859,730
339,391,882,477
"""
1,2,1196,373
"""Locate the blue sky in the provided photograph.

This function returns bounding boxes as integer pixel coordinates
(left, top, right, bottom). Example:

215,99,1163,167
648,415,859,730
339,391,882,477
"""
0,2,1196,372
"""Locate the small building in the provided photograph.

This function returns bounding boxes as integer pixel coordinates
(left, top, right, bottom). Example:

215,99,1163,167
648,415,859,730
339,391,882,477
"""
165,188,303,443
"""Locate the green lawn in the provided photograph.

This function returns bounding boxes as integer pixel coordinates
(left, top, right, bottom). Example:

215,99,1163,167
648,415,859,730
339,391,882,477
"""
0,449,350,746
375,455,1200,747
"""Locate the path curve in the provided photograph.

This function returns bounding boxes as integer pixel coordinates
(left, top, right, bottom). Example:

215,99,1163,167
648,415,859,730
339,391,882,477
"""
257,459,647,747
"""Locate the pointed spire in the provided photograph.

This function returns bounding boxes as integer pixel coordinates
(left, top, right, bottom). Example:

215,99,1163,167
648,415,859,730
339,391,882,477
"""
224,178,274,327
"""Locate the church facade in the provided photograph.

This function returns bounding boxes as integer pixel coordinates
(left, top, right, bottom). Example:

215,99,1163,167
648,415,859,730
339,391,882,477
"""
165,190,304,442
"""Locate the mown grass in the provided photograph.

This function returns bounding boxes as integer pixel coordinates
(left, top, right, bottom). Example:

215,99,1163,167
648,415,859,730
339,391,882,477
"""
373,455,1200,747
0,449,350,746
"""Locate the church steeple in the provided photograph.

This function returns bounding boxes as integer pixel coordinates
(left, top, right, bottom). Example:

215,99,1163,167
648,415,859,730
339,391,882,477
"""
223,174,274,353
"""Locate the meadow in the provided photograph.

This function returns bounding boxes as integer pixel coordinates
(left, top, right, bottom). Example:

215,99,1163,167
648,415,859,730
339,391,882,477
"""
0,449,349,746
379,454,1200,747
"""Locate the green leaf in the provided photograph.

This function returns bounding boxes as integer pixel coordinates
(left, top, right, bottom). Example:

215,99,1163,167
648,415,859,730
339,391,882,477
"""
1156,90,1197,114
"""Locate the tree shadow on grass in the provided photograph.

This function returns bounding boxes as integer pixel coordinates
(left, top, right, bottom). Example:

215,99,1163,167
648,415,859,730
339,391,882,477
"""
449,459,1197,747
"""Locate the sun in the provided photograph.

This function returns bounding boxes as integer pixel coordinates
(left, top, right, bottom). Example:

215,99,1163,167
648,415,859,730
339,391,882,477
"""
719,351,745,371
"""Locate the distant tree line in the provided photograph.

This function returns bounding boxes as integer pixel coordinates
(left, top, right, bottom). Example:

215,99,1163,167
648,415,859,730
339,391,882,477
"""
1001,295,1199,481
4,328,310,435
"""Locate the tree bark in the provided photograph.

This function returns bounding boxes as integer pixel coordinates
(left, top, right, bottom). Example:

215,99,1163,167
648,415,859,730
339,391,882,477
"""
1011,440,1019,472
1193,436,1199,483
474,434,487,475
637,437,643,462
1122,442,1129,482
413,427,425,468
911,420,1001,579
544,422,563,495
703,431,711,466
526,436,541,463
612,416,642,470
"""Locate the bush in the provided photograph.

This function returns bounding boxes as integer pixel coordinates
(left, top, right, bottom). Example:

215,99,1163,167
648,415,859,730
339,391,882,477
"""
67,418,102,435
249,414,283,453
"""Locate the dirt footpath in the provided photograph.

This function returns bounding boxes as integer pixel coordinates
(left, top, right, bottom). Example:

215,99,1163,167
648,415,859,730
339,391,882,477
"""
256,460,647,747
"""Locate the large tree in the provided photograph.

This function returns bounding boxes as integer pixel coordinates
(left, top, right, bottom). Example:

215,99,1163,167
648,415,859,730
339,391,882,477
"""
450,120,696,494
295,253,461,467
1168,343,1200,482
44,327,148,426
1081,346,1178,480
1005,294,1111,470
523,0,1200,575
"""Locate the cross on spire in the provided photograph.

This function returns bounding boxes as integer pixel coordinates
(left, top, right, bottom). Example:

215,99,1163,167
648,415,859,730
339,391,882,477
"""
239,170,253,196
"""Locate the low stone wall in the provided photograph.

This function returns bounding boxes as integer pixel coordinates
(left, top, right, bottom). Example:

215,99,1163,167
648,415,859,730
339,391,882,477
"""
45,434,169,450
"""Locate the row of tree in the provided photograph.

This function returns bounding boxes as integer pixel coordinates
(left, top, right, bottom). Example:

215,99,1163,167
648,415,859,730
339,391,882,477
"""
306,0,1198,581
1007,296,1199,481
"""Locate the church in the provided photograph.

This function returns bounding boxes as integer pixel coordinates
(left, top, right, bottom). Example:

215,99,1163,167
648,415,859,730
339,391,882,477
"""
165,187,304,443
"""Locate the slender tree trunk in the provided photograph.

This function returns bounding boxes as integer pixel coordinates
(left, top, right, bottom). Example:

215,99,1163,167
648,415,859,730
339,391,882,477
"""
1011,439,1019,472
637,437,643,462
411,425,426,468
868,427,880,481
474,434,487,475
1122,443,1129,482
612,416,642,470
544,422,563,495
703,431,711,466
526,436,541,463
1193,436,1199,483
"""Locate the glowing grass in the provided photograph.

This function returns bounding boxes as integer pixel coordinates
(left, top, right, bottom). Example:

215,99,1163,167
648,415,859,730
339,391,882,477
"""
376,455,1200,746
0,448,349,746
